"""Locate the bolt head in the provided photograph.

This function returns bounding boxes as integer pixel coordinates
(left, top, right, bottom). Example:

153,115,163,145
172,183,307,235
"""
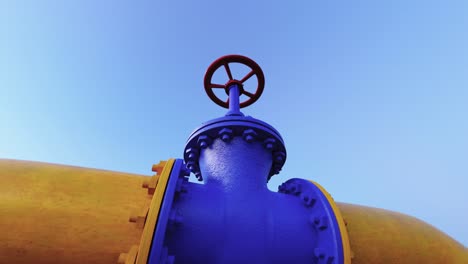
142,181,149,188
197,135,211,149
218,128,233,142
242,129,257,143
264,138,276,150
314,248,326,259
301,193,316,207
199,141,207,148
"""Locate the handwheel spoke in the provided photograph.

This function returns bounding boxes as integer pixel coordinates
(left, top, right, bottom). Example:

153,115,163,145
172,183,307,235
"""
240,70,255,83
243,90,254,98
210,83,226,88
224,63,234,80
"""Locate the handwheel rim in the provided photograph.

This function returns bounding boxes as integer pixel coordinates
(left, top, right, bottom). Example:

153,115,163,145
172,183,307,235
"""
204,55,265,108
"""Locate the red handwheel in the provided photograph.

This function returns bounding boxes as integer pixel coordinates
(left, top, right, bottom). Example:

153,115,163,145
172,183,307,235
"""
204,55,265,108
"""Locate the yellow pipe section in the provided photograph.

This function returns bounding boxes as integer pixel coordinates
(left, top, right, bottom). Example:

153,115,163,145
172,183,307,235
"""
0,159,151,264
337,202,467,263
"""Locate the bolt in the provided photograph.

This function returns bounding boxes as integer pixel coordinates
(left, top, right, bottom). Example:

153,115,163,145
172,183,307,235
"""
263,138,276,150
314,252,335,264
180,166,191,177
273,163,282,170
195,171,203,181
176,178,188,193
272,163,282,175
186,161,196,171
310,215,328,230
151,161,165,174
273,151,286,163
197,135,211,149
218,128,233,142
185,148,199,160
242,129,257,143
289,183,301,195
278,182,300,195
301,193,316,207
315,248,325,258
142,180,149,188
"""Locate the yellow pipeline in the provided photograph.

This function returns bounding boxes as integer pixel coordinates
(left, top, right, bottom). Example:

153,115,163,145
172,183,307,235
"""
336,202,467,263
0,159,151,264
0,159,467,263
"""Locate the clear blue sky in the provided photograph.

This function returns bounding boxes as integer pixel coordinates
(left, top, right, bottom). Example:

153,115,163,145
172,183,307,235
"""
1,1,467,246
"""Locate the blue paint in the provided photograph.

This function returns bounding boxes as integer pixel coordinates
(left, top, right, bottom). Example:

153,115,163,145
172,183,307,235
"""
226,84,243,116
148,55,343,263
148,159,188,264
149,140,343,263
183,114,286,181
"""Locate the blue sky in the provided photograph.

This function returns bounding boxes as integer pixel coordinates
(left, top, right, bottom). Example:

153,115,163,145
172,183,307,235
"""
1,1,467,246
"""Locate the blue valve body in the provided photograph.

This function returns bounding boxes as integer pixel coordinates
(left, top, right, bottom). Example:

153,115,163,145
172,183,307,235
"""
149,137,344,264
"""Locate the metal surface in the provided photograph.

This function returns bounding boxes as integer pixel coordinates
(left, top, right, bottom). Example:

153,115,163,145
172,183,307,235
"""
147,159,188,264
162,138,320,264
186,55,285,181
204,54,265,108
278,178,350,264
0,159,149,264
336,202,468,264
135,159,175,264
310,180,352,264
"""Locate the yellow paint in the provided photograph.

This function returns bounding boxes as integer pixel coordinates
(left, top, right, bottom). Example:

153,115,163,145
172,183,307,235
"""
0,159,152,264
136,159,175,264
309,181,352,264
337,202,468,264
